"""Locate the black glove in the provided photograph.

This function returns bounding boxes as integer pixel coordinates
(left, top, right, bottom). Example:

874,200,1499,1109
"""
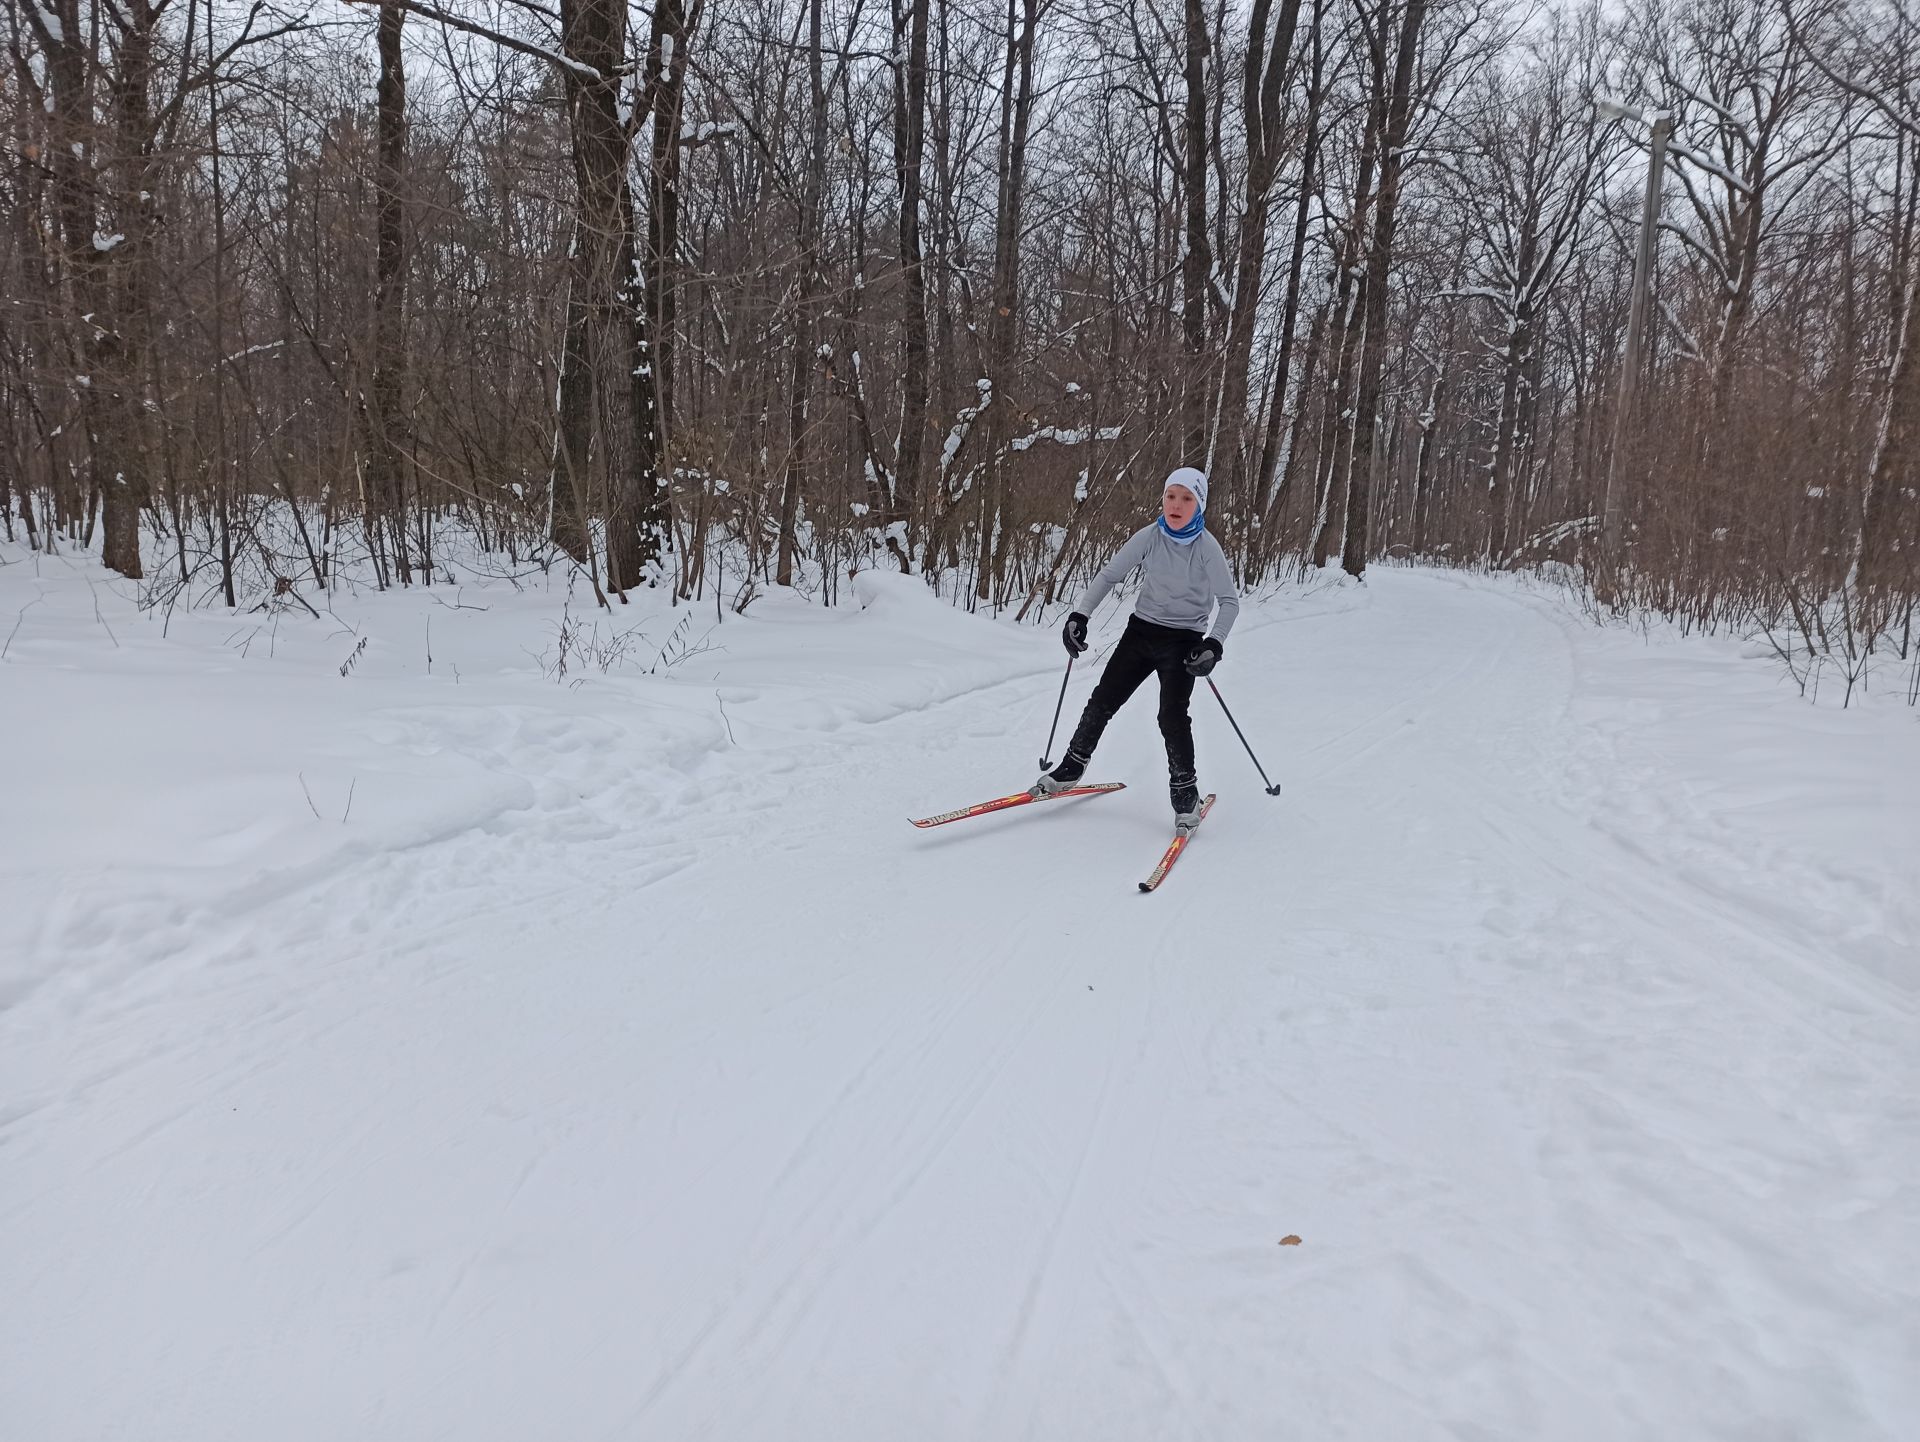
1062,612,1090,657
1183,637,1222,677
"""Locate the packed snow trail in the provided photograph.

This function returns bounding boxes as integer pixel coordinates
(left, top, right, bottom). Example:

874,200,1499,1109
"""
3,556,1916,1441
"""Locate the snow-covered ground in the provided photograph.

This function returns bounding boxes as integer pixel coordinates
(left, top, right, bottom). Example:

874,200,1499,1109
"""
4,537,1916,1441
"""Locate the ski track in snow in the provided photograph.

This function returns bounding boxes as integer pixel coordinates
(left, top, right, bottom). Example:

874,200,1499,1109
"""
3,554,1917,1441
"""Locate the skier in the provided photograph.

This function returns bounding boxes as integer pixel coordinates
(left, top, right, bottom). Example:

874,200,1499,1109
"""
1035,466,1239,833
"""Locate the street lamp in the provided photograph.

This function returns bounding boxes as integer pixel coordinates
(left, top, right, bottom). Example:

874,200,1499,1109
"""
1595,96,1673,565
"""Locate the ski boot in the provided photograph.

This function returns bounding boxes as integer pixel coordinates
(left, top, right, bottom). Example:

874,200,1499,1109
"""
1033,749,1089,797
1171,773,1203,834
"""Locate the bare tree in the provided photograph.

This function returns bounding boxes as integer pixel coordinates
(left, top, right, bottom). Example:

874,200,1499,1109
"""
1456,8,1617,561
890,0,933,569
1212,0,1307,538
364,0,411,586
1339,0,1429,577
0,0,1907,655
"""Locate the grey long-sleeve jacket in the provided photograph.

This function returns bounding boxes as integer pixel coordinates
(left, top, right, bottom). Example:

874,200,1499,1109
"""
1073,524,1241,641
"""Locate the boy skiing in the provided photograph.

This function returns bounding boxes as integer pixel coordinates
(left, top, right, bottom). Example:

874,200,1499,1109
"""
1035,467,1239,833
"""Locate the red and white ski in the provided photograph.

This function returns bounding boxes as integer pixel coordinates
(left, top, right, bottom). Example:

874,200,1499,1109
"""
909,782,1125,830
1138,793,1215,892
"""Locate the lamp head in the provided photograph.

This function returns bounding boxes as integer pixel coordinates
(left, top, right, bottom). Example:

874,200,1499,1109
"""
1595,95,1672,127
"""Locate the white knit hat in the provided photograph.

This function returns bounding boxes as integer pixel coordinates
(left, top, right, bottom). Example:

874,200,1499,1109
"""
1163,466,1208,510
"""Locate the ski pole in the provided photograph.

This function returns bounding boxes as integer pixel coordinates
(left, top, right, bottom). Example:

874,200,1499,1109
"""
1039,655,1074,769
1207,679,1282,796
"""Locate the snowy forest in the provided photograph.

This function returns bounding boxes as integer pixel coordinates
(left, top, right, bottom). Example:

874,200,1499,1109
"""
9,3,1920,1435
6,0,1918,654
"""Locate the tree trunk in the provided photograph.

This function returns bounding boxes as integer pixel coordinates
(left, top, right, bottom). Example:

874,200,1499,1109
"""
1340,0,1428,579
1412,302,1456,559
1308,277,1366,568
561,0,651,596
1247,0,1322,562
366,0,412,586
551,222,594,564
928,0,961,446
976,0,1039,603
1216,0,1306,551
778,0,828,589
1260,299,1326,574
1308,5,1384,568
1856,269,1919,591
891,0,932,570
205,0,241,606
1181,0,1213,460
637,0,696,578
1487,294,1534,563
30,0,150,579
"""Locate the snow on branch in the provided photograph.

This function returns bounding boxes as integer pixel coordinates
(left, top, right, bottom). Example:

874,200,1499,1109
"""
1672,81,1757,153
1667,141,1753,197
680,120,736,148
223,340,287,368
1783,2,1920,140
1513,514,1597,555
1008,424,1123,453
338,0,611,84
1658,217,1732,285
1439,286,1514,310
1656,298,1706,364
939,379,993,483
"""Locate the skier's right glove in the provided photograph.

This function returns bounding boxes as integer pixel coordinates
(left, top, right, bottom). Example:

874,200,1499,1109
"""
1062,612,1090,657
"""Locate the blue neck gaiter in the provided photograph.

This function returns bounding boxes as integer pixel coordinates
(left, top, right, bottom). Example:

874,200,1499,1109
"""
1158,510,1205,546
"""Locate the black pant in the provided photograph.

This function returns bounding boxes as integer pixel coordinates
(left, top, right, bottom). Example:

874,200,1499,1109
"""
1066,616,1201,782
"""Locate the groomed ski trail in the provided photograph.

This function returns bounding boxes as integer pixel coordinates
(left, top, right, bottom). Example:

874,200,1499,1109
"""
3,567,1915,1442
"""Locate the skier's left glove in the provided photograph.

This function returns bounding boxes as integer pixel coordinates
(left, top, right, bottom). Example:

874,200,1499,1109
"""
1062,612,1090,657
1183,638,1222,677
